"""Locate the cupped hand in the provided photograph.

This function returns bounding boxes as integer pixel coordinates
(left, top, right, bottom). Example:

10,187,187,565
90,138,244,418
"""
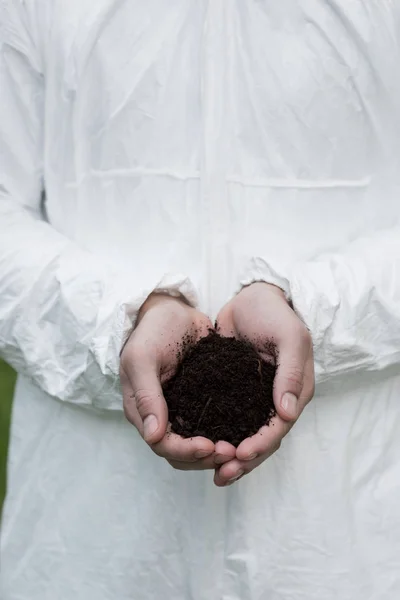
214,282,315,486
120,293,236,470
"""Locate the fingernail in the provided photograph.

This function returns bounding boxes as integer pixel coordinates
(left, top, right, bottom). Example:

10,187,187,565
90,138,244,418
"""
143,415,158,440
228,469,244,484
281,393,298,418
195,450,212,459
244,453,258,461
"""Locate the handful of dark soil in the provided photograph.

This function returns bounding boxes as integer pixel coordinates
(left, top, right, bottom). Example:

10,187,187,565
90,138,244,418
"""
163,332,277,447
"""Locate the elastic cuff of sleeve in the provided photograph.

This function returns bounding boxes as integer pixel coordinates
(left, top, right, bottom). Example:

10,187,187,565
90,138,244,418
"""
239,257,291,301
149,273,199,307
92,273,198,382
122,272,198,341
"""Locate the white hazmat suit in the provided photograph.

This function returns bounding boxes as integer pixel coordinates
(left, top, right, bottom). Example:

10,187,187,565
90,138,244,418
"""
1,1,400,599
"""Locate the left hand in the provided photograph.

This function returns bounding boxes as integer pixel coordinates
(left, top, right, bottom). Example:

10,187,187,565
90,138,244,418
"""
214,282,315,487
120,293,236,472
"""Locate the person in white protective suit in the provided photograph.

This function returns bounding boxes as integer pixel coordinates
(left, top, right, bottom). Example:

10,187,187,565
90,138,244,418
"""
1,1,400,599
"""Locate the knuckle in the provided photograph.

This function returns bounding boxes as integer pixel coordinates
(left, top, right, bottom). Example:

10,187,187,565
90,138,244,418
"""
152,445,166,458
265,440,281,458
174,452,197,463
122,393,131,412
168,460,189,471
129,344,149,365
119,365,129,384
134,388,156,415
296,322,312,345
123,404,138,429
120,343,146,373
120,352,130,372
123,406,134,425
284,364,304,387
302,370,316,404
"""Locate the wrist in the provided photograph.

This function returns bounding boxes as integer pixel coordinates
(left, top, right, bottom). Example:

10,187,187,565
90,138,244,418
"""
138,291,191,321
241,281,287,300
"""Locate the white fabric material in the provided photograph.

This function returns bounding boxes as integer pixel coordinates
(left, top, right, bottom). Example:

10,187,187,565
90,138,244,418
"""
1,1,400,598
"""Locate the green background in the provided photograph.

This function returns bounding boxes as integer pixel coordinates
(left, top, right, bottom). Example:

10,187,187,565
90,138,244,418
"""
0,360,15,515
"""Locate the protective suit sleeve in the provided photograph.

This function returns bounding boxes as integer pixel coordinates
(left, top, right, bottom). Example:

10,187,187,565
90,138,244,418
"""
0,4,197,410
241,227,400,384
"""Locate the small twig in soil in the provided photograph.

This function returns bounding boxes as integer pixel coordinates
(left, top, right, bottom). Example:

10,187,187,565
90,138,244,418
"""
213,402,224,415
197,396,213,429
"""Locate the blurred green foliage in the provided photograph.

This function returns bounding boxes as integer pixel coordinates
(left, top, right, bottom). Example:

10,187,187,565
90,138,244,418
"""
0,360,16,514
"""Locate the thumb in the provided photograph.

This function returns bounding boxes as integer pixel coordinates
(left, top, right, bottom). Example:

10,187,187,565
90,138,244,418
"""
126,357,169,445
273,344,306,422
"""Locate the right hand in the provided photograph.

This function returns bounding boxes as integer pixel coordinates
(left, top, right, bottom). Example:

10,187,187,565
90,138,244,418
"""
214,282,314,486
120,293,236,470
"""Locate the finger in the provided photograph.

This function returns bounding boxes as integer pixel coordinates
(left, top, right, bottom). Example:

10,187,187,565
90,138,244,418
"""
216,323,235,337
122,353,168,445
215,435,284,486
214,440,237,465
214,451,274,486
122,387,142,432
213,459,245,487
215,305,235,337
235,414,288,461
168,454,218,471
273,328,311,422
120,366,144,431
298,351,315,411
151,432,214,462
195,315,216,339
